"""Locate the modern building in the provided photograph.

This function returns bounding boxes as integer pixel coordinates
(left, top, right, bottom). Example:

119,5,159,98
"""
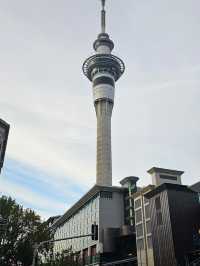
134,185,155,266
147,167,183,187
191,181,200,203
134,167,200,266
0,118,10,173
146,183,200,266
53,182,138,265
120,176,139,227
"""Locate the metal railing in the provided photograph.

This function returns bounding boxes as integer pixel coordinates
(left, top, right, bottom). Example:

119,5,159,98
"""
102,257,137,266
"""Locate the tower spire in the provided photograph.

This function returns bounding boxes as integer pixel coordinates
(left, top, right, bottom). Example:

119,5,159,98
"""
101,0,106,33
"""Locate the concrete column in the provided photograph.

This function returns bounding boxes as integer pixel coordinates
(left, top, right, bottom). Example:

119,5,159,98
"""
95,100,113,186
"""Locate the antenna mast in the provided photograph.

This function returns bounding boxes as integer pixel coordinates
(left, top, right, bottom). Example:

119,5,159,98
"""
101,0,106,33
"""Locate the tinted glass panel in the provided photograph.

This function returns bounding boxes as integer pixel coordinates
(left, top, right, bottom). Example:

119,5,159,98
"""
136,224,143,237
135,209,142,223
147,236,153,249
137,239,144,249
144,196,149,204
134,199,141,209
146,220,151,234
145,205,150,219
155,197,161,210
157,211,163,225
100,191,112,199
93,76,114,87
160,174,177,181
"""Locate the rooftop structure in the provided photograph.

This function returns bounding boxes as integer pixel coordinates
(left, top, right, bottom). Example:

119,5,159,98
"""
147,167,184,187
190,181,200,193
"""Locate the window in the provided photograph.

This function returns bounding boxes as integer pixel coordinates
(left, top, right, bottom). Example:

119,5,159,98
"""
145,205,150,219
91,245,96,256
146,220,151,234
155,196,163,225
135,209,142,223
136,224,143,237
134,198,141,209
147,236,153,249
160,174,177,181
144,196,149,204
100,191,112,199
155,197,161,210
157,211,163,225
137,239,144,249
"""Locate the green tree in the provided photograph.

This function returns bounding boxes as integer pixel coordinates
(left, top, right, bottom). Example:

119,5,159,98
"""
40,250,83,266
0,195,52,266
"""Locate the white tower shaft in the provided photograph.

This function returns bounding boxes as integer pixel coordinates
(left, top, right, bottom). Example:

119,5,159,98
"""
95,100,113,186
83,0,125,187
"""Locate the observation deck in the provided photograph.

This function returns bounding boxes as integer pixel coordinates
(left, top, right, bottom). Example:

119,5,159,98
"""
82,53,125,82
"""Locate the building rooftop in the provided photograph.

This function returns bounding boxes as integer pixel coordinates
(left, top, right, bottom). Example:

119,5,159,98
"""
190,181,200,193
133,185,155,198
46,215,61,225
145,183,196,199
120,176,139,186
53,185,126,228
0,118,10,128
147,167,184,176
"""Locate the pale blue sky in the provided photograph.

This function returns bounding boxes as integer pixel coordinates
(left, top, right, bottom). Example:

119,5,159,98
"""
0,0,199,219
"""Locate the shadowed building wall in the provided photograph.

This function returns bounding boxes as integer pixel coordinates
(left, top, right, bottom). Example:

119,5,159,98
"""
0,119,9,173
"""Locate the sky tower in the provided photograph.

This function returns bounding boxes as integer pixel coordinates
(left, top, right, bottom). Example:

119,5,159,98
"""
83,0,125,186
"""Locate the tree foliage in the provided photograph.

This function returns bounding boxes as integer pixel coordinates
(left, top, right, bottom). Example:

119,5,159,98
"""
40,251,82,266
0,195,52,266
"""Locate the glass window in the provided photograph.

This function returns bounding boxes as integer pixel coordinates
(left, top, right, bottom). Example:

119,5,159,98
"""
157,211,163,225
146,220,151,234
145,204,150,219
135,209,142,223
134,198,141,209
136,224,143,237
137,239,144,249
100,191,112,199
147,236,153,249
160,174,177,181
155,197,161,210
144,196,149,204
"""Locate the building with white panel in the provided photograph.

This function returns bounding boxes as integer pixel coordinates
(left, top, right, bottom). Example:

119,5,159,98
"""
52,184,139,265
